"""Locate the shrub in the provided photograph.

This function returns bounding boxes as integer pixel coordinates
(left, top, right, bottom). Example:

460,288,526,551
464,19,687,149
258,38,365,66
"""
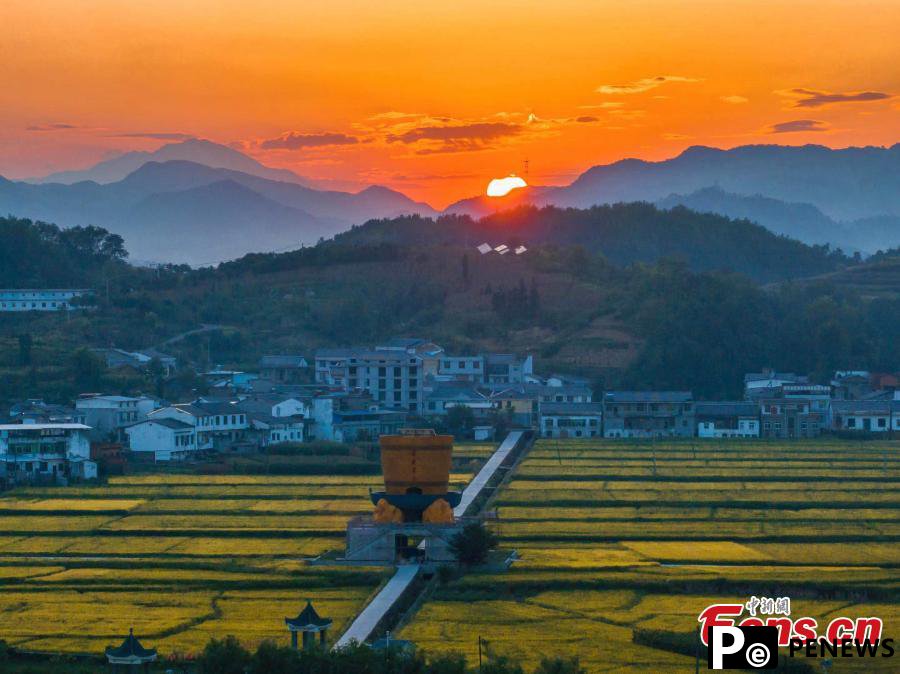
449,522,498,567
532,655,586,674
197,635,252,674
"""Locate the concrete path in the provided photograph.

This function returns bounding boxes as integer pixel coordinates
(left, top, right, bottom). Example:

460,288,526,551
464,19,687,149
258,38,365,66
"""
454,430,523,517
334,431,523,648
334,563,420,648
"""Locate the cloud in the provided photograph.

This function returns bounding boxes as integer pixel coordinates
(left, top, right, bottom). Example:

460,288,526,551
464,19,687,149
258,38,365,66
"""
26,123,80,131
385,121,523,154
259,132,360,150
596,75,701,95
110,132,196,140
387,122,522,145
767,119,830,134
578,102,625,110
783,88,892,108
721,95,749,104
575,116,600,123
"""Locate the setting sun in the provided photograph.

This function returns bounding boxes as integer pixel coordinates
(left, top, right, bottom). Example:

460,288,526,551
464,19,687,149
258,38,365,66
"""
486,175,528,197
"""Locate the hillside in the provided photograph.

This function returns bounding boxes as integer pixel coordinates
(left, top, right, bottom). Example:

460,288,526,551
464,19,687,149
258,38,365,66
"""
336,203,847,283
3,215,898,403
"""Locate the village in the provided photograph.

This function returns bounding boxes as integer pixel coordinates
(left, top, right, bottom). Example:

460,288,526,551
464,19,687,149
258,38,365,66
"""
2,334,899,485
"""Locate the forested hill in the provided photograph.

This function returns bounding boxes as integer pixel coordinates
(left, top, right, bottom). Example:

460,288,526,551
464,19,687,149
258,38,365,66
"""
334,203,849,283
0,216,129,287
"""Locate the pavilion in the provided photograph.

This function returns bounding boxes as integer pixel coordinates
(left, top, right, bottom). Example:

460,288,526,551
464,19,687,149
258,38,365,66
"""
105,628,157,672
285,600,332,650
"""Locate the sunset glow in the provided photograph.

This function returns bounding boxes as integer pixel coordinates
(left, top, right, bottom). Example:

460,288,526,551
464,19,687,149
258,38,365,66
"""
486,175,528,197
0,1,898,206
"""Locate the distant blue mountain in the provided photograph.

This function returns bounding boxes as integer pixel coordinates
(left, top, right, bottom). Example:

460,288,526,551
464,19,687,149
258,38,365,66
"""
0,160,438,264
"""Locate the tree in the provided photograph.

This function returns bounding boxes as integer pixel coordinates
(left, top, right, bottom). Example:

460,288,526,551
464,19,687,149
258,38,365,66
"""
70,348,105,390
197,635,252,674
461,253,470,284
17,334,32,366
445,404,475,439
146,357,166,398
248,640,298,674
448,522,498,567
427,651,467,674
532,656,587,674
481,655,524,674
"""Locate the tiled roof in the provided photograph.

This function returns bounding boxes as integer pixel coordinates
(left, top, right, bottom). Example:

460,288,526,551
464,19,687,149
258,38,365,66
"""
604,391,693,403
695,401,759,417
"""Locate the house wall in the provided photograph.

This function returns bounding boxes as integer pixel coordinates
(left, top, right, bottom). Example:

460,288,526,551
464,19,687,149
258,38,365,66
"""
0,289,89,312
697,419,760,438
126,423,196,461
838,414,891,432
540,415,601,438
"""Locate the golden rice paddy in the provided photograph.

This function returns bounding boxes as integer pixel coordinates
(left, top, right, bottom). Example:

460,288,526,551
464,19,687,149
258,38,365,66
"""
400,438,900,673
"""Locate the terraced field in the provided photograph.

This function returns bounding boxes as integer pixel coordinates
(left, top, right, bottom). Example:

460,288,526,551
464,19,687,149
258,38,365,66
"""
400,439,900,672
0,472,469,656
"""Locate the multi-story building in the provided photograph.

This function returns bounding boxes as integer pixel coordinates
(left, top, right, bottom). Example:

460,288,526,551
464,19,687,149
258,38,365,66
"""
315,348,424,413
146,402,248,450
602,391,695,438
695,402,760,438
0,289,92,312
0,423,96,481
484,354,533,385
436,355,485,382
75,395,158,441
539,402,603,438
758,384,830,438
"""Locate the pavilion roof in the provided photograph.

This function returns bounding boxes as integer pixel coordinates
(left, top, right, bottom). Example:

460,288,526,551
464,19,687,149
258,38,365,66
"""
105,628,157,662
285,600,333,631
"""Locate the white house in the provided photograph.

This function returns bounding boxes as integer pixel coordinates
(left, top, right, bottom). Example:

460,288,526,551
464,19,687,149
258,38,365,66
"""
695,402,760,438
0,289,92,312
0,423,96,481
247,414,306,446
831,400,893,433
539,403,603,438
75,395,158,440
125,418,198,461
147,402,248,450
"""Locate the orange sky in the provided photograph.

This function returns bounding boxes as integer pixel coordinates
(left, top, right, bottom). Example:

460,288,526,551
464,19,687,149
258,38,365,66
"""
1,0,898,207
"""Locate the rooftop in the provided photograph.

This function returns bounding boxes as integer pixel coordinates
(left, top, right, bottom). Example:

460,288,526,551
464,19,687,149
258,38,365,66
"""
130,418,194,430
604,391,693,403
695,401,759,417
0,423,90,431
541,402,603,415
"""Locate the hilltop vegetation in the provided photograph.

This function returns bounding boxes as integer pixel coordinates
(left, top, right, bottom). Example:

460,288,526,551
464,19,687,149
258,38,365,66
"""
335,204,848,283
0,216,129,288
1,213,899,402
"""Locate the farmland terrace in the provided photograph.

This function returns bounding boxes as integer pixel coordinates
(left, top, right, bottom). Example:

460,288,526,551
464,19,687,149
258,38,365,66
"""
399,438,900,673
0,467,478,655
